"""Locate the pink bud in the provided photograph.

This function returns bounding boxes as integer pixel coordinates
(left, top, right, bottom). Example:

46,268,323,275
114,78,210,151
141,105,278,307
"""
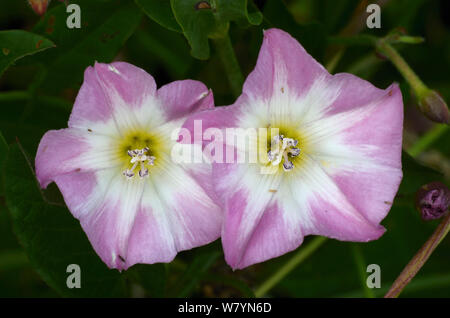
416,181,450,221
418,90,450,124
28,0,50,16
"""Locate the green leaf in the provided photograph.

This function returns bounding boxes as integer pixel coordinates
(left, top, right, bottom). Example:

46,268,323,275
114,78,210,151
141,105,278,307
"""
170,0,262,60
0,130,7,170
30,0,142,93
0,30,54,78
3,144,126,297
398,151,445,197
204,273,256,297
213,0,263,26
129,20,192,79
135,0,182,33
0,130,8,196
262,0,327,61
170,0,217,60
127,264,166,297
169,243,221,297
327,34,378,47
0,91,71,155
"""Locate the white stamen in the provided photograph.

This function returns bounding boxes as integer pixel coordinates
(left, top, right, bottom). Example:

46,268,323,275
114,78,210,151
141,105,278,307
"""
267,135,300,171
123,147,154,179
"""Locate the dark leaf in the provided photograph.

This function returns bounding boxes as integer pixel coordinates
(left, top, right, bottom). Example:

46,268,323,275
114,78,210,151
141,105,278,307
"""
0,130,8,170
30,0,142,93
170,243,221,297
0,30,54,77
398,151,445,197
127,263,167,297
3,144,127,297
135,0,182,33
170,0,262,59
262,0,327,61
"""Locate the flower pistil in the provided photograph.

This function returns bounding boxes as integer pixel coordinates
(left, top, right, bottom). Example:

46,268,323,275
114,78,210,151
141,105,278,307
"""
122,147,156,179
267,134,301,171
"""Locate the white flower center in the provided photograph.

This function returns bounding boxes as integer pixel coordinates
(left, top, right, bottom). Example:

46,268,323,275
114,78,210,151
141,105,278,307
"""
267,135,301,171
122,147,156,179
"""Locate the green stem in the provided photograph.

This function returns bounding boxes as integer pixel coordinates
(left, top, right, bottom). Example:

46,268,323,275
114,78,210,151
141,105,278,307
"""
385,211,450,298
0,250,29,271
212,35,244,98
0,90,72,110
376,40,428,97
325,48,345,73
0,90,30,101
351,244,375,298
407,124,449,157
346,53,383,77
19,65,47,123
336,272,450,297
254,236,327,297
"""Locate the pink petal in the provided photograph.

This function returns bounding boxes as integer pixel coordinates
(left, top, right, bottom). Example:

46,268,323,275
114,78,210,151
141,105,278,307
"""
295,156,386,242
206,28,403,269
214,163,291,269
157,80,214,121
126,158,223,268
52,169,142,270
243,28,329,102
308,79,404,225
222,188,306,270
182,103,242,137
219,155,385,270
36,62,223,270
92,62,157,110
53,170,97,219
68,66,112,126
52,157,222,270
69,62,157,129
35,129,89,188
35,128,120,189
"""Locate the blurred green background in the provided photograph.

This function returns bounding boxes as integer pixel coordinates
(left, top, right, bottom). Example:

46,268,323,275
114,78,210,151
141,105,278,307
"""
0,0,449,297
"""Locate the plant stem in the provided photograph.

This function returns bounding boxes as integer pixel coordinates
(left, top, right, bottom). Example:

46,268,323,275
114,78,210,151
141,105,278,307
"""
351,244,375,298
0,90,30,101
325,48,345,73
407,124,449,157
376,40,428,97
19,64,47,123
254,236,327,297
384,212,450,298
346,53,383,77
324,0,389,73
0,250,29,271
0,90,72,110
212,35,244,98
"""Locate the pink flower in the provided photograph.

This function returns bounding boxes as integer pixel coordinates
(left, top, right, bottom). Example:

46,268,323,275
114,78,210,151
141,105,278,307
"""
185,28,404,269
35,62,222,270
28,0,50,16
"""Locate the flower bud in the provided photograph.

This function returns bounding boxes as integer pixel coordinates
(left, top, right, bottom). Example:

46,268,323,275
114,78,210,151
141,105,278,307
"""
28,0,50,16
195,1,212,10
418,90,450,124
416,181,450,221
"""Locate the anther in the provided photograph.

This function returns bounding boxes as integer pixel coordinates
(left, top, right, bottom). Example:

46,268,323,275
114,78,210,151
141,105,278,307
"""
267,135,301,172
123,147,155,179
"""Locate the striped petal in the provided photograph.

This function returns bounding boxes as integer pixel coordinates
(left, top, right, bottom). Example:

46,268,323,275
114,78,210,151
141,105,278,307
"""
202,28,404,269
35,62,221,270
